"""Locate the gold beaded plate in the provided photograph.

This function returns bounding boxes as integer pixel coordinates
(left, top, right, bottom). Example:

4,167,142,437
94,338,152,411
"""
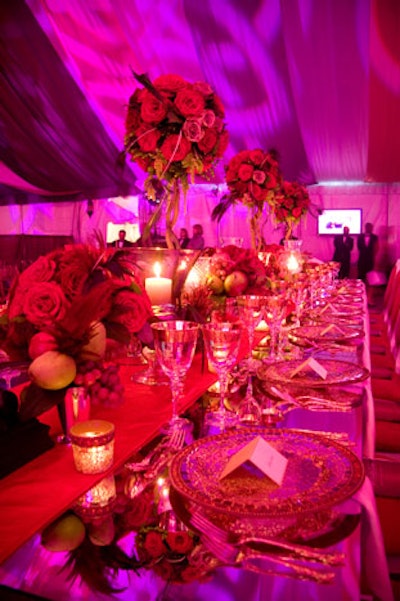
288,324,363,347
169,428,364,520
258,359,369,388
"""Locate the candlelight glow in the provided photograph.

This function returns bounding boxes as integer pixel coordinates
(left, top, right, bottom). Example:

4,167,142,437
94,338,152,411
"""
287,253,300,272
154,262,162,278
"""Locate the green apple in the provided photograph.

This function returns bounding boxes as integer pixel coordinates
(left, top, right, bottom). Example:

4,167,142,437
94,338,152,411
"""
224,271,249,296
41,513,86,552
206,274,225,295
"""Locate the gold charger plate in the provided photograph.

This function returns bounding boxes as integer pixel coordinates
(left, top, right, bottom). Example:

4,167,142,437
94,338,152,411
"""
311,304,363,318
288,324,363,347
309,314,364,328
257,359,369,388
169,427,364,522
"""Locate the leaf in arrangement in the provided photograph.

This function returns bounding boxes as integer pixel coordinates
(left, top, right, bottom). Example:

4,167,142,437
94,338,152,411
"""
19,383,66,421
211,196,236,222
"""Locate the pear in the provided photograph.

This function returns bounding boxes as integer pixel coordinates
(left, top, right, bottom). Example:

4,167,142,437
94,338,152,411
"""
41,513,86,552
28,351,76,390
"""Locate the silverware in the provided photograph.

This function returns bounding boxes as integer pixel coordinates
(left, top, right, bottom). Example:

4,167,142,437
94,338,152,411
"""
190,508,344,568
200,529,336,584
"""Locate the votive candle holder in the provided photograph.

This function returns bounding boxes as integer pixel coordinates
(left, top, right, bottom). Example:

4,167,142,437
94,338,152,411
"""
70,419,115,474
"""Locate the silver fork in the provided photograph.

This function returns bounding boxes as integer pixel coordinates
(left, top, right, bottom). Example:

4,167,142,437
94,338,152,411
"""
190,509,344,567
201,530,336,584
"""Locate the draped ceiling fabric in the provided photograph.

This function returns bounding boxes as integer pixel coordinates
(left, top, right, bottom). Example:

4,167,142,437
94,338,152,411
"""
0,0,399,262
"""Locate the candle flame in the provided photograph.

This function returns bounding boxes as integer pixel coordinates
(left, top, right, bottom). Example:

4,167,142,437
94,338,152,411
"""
154,261,161,278
287,253,299,272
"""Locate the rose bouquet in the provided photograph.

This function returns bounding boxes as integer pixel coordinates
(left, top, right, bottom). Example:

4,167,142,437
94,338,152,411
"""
212,149,282,251
125,72,228,248
268,180,310,240
0,244,153,418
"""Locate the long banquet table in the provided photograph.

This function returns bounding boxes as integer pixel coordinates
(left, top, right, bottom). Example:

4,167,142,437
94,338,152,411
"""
0,284,394,601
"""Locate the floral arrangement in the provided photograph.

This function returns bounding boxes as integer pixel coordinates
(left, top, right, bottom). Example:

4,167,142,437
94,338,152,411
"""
212,149,282,251
206,245,268,297
40,467,213,594
0,244,153,417
136,524,206,584
124,72,228,248
268,180,310,239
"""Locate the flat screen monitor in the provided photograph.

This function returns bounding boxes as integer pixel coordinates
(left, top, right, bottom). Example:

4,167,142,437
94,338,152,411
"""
317,209,362,235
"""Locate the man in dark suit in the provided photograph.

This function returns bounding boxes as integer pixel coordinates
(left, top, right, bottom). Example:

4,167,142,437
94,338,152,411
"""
333,226,354,279
357,222,378,281
109,229,134,248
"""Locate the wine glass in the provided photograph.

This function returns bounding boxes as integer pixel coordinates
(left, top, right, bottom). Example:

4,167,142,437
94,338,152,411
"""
236,295,268,373
263,293,286,363
151,321,199,434
201,322,243,430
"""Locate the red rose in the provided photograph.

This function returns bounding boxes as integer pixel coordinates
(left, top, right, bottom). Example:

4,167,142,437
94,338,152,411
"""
109,287,153,334
137,126,161,152
140,90,168,124
183,119,204,142
197,127,218,154
292,206,303,218
166,531,194,554
201,109,216,128
238,163,254,182
160,134,191,161
23,282,68,328
249,149,265,165
233,180,248,195
253,170,266,184
193,81,213,96
251,182,267,201
143,530,166,558
17,256,57,290
153,74,187,93
175,87,206,118
134,154,153,172
153,559,174,581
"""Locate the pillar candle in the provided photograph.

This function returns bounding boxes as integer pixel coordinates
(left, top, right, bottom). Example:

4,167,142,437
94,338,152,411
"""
145,262,172,306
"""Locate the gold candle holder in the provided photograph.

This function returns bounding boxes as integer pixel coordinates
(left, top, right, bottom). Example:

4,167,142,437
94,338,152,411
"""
74,475,117,518
70,420,115,474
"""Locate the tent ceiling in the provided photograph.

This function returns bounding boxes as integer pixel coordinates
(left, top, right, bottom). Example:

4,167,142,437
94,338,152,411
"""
1,0,400,205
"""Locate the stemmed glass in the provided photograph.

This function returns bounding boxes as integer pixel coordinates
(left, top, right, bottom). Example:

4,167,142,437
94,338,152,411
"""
151,321,199,434
263,293,286,363
202,322,243,429
236,295,268,373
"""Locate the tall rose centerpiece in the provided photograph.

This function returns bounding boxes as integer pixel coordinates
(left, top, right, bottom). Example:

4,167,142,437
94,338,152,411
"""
268,180,310,240
124,73,228,248
213,149,282,251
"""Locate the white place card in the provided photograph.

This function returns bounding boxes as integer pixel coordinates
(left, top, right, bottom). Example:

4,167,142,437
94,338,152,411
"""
320,323,346,336
219,436,288,486
321,302,340,315
290,357,328,380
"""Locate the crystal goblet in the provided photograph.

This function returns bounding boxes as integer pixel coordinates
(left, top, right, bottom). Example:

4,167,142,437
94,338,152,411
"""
151,321,199,434
263,293,286,363
236,294,269,373
202,321,243,430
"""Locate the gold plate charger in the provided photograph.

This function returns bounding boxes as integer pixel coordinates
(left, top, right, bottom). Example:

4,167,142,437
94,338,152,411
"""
311,304,363,318
310,314,364,328
169,427,364,521
257,359,369,388
288,324,363,347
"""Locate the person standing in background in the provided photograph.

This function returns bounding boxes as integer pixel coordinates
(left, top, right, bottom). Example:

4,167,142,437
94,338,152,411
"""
333,226,354,279
178,228,190,249
109,229,133,248
187,224,205,250
357,222,379,281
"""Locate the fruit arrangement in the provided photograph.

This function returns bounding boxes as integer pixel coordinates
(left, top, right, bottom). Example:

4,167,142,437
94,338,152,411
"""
206,245,267,297
74,361,125,409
